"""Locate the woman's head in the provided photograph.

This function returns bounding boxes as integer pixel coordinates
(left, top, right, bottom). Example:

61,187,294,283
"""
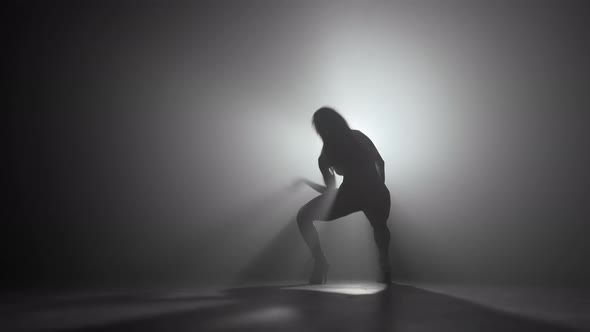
312,107,351,141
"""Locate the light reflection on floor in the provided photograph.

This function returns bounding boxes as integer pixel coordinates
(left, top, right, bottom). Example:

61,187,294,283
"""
282,282,387,295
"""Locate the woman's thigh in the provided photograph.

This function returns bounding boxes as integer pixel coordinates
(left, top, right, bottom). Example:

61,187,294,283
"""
362,186,391,226
298,189,363,222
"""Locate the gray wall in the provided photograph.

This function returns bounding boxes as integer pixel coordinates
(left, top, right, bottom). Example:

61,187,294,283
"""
6,1,590,289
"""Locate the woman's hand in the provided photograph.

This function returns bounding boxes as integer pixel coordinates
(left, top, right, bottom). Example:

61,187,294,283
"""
290,178,329,194
289,178,307,190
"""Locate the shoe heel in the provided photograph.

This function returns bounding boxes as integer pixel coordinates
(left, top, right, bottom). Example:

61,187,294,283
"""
309,262,329,285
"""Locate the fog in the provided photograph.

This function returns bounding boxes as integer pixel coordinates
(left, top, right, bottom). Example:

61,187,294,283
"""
6,1,590,289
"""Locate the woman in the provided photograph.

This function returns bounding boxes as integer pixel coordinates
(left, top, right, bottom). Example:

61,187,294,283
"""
296,107,392,284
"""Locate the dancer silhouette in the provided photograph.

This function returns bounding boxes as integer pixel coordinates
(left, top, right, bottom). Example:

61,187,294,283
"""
296,107,392,284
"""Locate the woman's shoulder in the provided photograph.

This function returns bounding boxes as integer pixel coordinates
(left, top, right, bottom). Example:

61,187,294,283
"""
351,129,370,142
350,129,377,151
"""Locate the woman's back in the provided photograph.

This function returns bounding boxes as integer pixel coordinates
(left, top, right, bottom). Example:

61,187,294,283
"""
321,130,384,186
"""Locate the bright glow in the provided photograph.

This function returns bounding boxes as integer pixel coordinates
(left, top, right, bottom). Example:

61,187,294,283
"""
300,4,488,211
282,283,387,295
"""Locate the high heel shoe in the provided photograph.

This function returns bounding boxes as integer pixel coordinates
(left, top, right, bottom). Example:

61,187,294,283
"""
309,260,329,284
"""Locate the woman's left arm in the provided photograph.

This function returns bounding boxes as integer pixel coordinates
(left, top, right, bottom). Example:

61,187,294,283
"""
354,130,385,183
376,159,385,183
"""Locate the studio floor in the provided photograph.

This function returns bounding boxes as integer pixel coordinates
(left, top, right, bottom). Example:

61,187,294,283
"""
3,282,589,332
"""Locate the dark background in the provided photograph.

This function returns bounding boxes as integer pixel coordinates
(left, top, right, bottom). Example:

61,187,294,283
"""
5,1,590,291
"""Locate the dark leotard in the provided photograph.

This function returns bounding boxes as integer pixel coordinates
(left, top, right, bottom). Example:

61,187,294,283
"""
320,130,384,187
319,130,390,222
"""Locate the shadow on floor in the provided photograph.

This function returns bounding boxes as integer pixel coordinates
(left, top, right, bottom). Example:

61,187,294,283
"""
235,218,309,285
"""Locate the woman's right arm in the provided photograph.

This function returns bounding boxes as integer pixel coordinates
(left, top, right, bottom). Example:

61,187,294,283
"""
319,151,336,189
302,179,328,194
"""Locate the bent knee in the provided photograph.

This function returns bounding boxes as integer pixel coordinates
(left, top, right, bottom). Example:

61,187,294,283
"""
367,214,389,230
371,221,389,230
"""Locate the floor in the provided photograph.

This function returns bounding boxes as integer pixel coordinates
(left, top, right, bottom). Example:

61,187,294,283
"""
3,282,589,332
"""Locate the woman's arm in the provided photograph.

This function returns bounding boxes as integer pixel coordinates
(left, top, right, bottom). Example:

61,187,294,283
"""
290,149,335,194
319,152,336,189
376,159,385,183
354,130,385,183
302,179,328,194
291,178,330,194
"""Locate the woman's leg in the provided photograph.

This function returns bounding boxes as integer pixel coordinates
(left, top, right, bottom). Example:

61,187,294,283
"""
363,186,392,283
296,189,360,262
